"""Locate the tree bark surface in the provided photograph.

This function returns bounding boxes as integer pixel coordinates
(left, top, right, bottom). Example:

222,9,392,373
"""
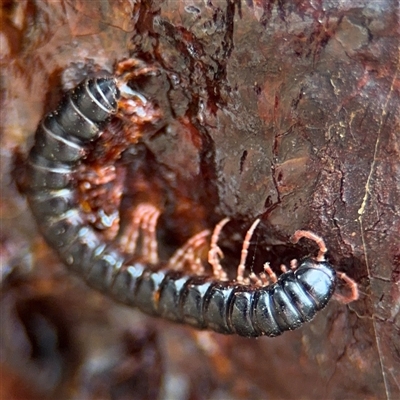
1,1,399,399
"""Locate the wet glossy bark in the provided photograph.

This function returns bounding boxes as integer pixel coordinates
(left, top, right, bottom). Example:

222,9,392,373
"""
1,1,399,399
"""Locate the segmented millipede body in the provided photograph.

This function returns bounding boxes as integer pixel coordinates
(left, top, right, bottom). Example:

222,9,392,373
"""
22,77,355,338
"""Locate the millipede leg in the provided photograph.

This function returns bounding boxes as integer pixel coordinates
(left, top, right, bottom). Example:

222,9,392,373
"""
168,229,210,271
236,219,261,283
182,246,205,275
117,210,142,255
263,262,278,284
79,165,117,186
290,259,298,270
249,272,261,286
117,203,161,263
291,230,328,262
175,243,199,271
333,271,359,304
259,272,270,286
190,256,205,275
140,206,161,264
115,58,158,81
208,218,230,281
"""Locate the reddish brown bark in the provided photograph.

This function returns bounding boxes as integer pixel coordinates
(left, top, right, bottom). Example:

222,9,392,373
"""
1,1,399,399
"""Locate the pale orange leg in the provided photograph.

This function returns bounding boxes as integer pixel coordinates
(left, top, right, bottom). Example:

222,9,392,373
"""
236,219,261,283
168,230,210,271
208,218,230,281
117,203,160,263
115,58,158,81
249,272,261,286
118,206,147,255
173,239,206,275
333,271,359,304
115,59,158,96
190,256,205,275
259,272,270,286
290,259,298,270
140,206,161,264
291,230,328,262
263,262,278,284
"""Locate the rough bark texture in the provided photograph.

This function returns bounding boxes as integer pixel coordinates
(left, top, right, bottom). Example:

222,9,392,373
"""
1,1,399,399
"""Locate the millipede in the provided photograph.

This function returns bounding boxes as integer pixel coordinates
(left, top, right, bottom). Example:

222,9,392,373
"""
20,72,359,338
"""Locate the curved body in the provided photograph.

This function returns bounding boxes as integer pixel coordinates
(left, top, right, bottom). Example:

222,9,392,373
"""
23,77,336,337
109,260,336,337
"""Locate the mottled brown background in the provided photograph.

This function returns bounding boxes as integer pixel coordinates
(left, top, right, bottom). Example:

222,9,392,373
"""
1,1,399,399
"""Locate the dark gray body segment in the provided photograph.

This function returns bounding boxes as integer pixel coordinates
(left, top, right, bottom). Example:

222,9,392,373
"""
229,287,259,337
106,259,336,338
25,77,123,292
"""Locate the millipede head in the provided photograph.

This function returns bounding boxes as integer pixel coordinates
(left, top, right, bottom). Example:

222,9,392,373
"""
73,77,120,124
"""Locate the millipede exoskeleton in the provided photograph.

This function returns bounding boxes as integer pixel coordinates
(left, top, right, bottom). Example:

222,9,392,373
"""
23,77,120,249
21,73,358,338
